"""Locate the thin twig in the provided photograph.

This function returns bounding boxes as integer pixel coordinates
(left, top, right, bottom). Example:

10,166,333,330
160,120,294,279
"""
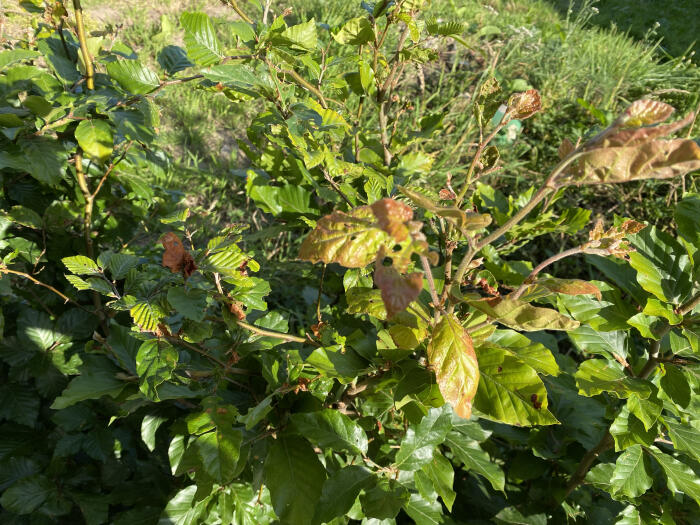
0,267,88,311
419,254,441,317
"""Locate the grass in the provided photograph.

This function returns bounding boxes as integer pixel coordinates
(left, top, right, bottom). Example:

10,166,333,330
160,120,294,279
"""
548,0,699,61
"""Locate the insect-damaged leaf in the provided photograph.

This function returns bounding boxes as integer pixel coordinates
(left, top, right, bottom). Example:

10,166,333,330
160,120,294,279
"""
427,315,479,419
507,89,541,120
374,262,422,319
161,232,197,278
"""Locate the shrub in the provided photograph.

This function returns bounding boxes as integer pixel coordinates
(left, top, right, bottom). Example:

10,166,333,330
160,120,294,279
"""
1,1,699,523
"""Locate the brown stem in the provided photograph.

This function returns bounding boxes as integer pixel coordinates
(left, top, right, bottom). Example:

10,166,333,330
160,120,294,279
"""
563,432,614,499
0,267,88,311
72,0,94,90
678,291,700,316
236,320,309,344
219,0,253,24
322,168,354,207
91,141,133,199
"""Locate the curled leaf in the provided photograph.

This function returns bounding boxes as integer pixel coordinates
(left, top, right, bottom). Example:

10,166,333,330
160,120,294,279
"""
559,101,700,186
161,232,197,278
370,198,413,242
507,89,541,120
427,314,479,419
584,219,646,258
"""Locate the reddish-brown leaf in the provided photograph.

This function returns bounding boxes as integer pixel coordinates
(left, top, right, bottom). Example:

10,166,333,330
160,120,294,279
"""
370,198,414,242
161,232,197,278
374,262,423,319
427,314,479,419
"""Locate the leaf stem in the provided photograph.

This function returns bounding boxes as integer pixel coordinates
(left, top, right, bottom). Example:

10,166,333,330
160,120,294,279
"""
563,432,614,499
235,320,309,344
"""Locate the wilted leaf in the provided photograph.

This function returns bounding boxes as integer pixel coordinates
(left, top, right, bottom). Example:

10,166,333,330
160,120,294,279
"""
618,99,675,128
507,89,541,120
427,315,479,419
161,232,197,278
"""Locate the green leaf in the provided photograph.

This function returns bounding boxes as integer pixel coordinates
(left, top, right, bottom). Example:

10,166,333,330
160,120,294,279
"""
674,193,700,247
51,356,126,410
167,287,207,321
611,445,653,498
346,287,387,319
575,360,652,399
395,405,452,470
135,340,178,400
277,19,317,51
289,409,368,455
314,466,374,524
0,49,40,71
467,296,579,331
473,345,559,426
141,414,168,452
62,255,101,276
158,45,194,75
0,384,40,427
487,329,559,376
129,300,167,333
74,120,114,164
422,452,456,511
6,205,42,229
445,432,505,491
664,419,700,462
194,427,243,484
627,393,662,431
569,325,629,360
19,137,66,186
158,485,209,525
0,475,54,515
360,479,408,519
610,406,657,451
426,315,479,419
264,435,326,525
660,363,691,408
106,253,141,279
107,60,160,94
403,492,447,525
647,446,700,505
333,17,375,45
180,12,223,66
628,226,692,305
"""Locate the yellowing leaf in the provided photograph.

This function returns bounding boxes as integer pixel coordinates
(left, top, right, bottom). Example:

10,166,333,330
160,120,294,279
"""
427,315,479,419
466,296,579,332
618,99,675,128
299,206,393,268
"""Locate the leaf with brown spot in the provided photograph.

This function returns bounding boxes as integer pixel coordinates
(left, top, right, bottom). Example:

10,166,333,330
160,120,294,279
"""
507,89,541,120
519,278,602,301
374,261,422,319
618,99,675,128
161,232,197,278
370,198,413,242
467,296,580,332
427,314,479,419
299,206,394,268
